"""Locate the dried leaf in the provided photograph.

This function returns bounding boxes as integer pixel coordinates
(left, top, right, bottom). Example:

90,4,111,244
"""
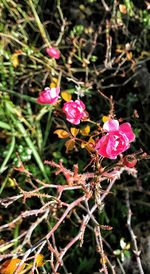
52,77,58,84
119,4,127,14
61,91,72,102
35,254,44,267
81,141,86,148
65,139,75,153
80,125,90,136
100,255,107,265
8,178,16,187
85,137,95,152
126,51,132,60
81,138,95,152
11,54,19,68
50,78,58,88
0,258,25,274
70,127,79,137
54,129,69,138
50,82,57,88
102,116,110,123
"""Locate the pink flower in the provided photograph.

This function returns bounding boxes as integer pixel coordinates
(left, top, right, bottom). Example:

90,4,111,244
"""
46,47,60,59
37,87,60,104
95,119,135,159
62,99,86,125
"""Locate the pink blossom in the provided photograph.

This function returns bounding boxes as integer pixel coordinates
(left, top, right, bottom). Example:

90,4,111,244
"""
37,87,60,104
46,47,60,59
95,119,135,159
62,99,86,125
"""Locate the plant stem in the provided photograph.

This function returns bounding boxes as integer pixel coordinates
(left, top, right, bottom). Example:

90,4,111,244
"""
28,0,51,47
0,135,15,174
5,102,48,181
42,108,53,150
125,190,144,274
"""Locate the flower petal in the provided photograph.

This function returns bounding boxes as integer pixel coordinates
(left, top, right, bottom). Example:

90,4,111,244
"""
62,100,86,125
75,99,85,110
37,87,60,104
95,135,109,158
119,122,135,142
105,135,117,159
103,119,119,132
51,87,60,97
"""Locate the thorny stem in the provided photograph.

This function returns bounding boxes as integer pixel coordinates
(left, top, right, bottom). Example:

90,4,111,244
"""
98,90,115,118
32,240,47,272
100,178,117,202
95,226,108,274
125,190,144,274
46,195,86,240
0,160,139,273
104,20,113,69
14,239,47,274
54,203,98,273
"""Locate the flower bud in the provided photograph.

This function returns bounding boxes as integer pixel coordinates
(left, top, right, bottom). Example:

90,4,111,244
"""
46,47,60,59
37,87,60,104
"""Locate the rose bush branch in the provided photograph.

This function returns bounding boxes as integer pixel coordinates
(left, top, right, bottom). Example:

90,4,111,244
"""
94,226,108,274
125,190,145,274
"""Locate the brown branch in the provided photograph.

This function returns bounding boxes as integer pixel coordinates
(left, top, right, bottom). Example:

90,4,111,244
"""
46,195,86,241
94,226,108,274
98,90,115,119
100,0,110,11
125,190,144,274
54,203,98,273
